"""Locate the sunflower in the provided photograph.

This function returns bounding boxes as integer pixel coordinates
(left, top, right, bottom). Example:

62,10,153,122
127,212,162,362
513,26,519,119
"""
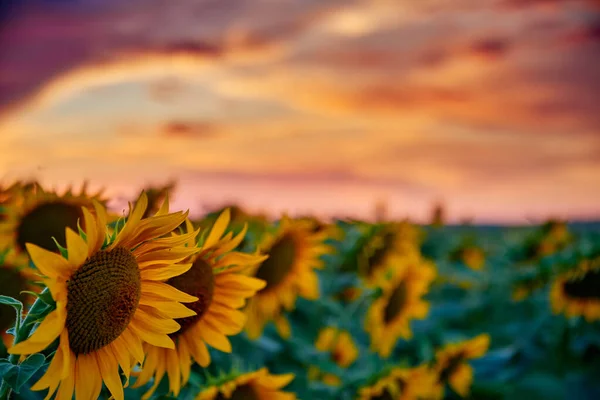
0,248,38,348
244,217,331,339
8,192,200,400
134,209,267,398
0,182,106,254
308,326,359,386
451,245,485,271
196,367,295,400
432,334,490,398
358,222,422,285
365,255,436,357
550,257,600,321
294,216,345,242
357,365,437,400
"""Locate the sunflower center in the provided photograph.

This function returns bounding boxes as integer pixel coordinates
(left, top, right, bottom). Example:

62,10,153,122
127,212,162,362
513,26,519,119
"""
331,348,342,364
255,233,296,292
16,202,83,252
438,352,466,383
372,388,395,400
215,384,260,400
383,282,408,324
167,257,214,337
563,269,600,299
0,266,29,335
367,232,396,276
66,247,141,355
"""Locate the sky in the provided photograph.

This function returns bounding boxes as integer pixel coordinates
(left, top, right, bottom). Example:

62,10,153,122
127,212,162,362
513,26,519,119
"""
0,0,599,223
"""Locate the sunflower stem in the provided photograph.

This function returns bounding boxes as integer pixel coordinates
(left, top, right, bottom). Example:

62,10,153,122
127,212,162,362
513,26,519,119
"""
0,288,51,400
7,288,51,364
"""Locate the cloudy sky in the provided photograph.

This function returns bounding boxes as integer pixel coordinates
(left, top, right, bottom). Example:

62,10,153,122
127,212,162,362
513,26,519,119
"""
0,0,598,223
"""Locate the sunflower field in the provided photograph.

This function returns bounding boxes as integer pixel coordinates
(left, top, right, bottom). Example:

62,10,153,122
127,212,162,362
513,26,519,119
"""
1,181,599,400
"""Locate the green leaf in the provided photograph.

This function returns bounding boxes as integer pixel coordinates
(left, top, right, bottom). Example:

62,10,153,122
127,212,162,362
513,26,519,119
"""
0,354,46,394
20,290,55,307
0,295,23,335
13,354,46,393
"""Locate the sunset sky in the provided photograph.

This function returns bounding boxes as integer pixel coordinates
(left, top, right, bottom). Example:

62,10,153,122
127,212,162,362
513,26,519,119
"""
0,0,599,223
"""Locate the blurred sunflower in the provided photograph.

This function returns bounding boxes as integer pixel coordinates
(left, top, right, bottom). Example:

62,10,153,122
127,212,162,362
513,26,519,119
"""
8,192,200,400
365,257,436,357
550,257,600,321
134,209,267,398
295,216,345,242
357,365,437,400
0,248,38,348
0,183,106,254
196,367,295,400
358,223,422,284
139,180,176,219
308,326,359,386
432,334,490,398
451,245,485,271
245,217,331,339
512,278,547,301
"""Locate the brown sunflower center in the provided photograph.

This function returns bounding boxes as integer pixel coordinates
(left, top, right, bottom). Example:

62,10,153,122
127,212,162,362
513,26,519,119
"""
383,282,408,324
367,232,396,276
0,266,29,335
215,384,259,400
438,352,466,383
372,388,395,400
66,247,141,355
167,257,214,337
331,348,343,365
563,269,600,299
16,202,83,252
255,233,296,292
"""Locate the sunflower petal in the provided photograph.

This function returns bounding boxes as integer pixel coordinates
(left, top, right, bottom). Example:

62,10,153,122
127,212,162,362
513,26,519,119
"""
203,209,230,249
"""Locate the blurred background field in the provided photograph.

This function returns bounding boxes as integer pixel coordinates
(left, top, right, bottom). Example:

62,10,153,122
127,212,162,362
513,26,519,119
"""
1,0,599,399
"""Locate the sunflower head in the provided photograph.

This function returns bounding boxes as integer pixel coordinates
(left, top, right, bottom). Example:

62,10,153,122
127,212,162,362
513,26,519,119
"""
433,334,490,397
133,210,268,398
452,245,485,271
0,182,106,254
357,365,437,400
358,223,423,284
245,217,332,339
7,192,202,400
365,256,436,358
308,327,359,386
315,327,359,368
550,257,600,321
195,367,295,400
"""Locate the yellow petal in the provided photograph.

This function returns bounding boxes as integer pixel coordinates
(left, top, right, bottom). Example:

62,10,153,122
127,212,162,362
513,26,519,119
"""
9,307,65,355
196,320,232,352
25,243,71,279
119,327,145,364
66,228,88,267
204,209,230,249
133,307,181,334
140,263,193,281
97,346,124,400
74,353,103,400
129,319,175,349
141,281,198,303
166,348,181,396
81,207,98,258
155,194,170,216
138,299,196,319
184,331,211,367
215,273,266,291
